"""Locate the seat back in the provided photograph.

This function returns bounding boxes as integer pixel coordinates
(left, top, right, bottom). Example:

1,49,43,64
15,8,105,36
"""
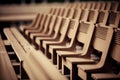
111,29,120,63
94,2,101,10
54,16,62,35
66,8,75,19
30,13,40,28
84,2,92,10
79,9,89,22
47,15,57,35
96,10,109,24
87,9,99,23
92,24,113,66
106,11,119,27
54,8,60,16
58,8,64,16
41,14,52,34
38,14,48,32
104,2,111,10
75,21,95,54
73,9,82,20
110,2,119,11
64,19,79,45
99,2,106,10
62,8,69,17
34,14,43,29
59,18,70,41
79,2,86,9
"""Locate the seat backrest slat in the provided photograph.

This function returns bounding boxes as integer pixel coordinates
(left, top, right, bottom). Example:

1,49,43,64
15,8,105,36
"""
111,29,120,63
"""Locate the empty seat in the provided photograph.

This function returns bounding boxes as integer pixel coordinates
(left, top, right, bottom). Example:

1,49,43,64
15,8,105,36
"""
57,21,95,80
77,25,114,80
92,28,120,80
48,19,79,65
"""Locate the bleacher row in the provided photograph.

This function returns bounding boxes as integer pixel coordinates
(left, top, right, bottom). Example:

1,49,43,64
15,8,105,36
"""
0,1,120,80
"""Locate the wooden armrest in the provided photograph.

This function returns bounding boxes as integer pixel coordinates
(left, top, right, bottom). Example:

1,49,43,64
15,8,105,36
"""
57,50,83,57
77,64,100,72
92,73,120,80
30,33,48,39
25,29,40,35
66,57,95,64
42,40,61,47
35,36,56,45
49,45,71,53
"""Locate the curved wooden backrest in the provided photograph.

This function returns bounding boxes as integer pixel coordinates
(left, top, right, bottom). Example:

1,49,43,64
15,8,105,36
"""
58,8,64,16
111,29,120,63
106,11,119,27
73,9,82,20
33,14,43,29
80,2,86,9
96,10,109,24
62,8,69,17
30,13,40,28
104,2,111,10
60,18,70,35
99,2,106,10
79,9,89,22
84,2,92,10
54,16,62,33
65,19,79,45
76,21,95,53
94,2,101,10
66,8,75,19
42,14,52,34
47,15,57,35
110,2,119,11
38,14,48,32
54,8,60,16
93,25,113,66
87,9,98,23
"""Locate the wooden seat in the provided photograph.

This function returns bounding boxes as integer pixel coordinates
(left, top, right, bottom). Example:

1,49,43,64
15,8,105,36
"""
106,11,119,28
48,19,79,65
56,21,95,80
35,16,62,51
110,2,119,11
25,14,51,42
42,18,70,58
0,34,18,80
24,14,46,36
66,8,75,19
76,25,114,80
104,2,111,11
96,10,109,25
29,15,57,45
19,13,40,33
72,9,82,20
86,9,99,23
92,28,120,80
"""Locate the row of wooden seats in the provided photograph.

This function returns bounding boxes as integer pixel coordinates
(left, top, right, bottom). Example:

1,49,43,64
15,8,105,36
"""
18,2,120,80
65,1,120,11
2,2,119,80
3,27,67,80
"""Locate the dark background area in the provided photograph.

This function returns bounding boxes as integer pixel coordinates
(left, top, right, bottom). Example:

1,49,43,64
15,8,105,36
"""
0,0,119,4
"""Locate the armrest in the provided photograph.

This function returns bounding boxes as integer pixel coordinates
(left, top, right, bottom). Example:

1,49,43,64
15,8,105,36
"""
57,50,83,57
49,45,71,53
25,29,41,35
92,73,120,80
30,33,48,39
66,57,95,64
